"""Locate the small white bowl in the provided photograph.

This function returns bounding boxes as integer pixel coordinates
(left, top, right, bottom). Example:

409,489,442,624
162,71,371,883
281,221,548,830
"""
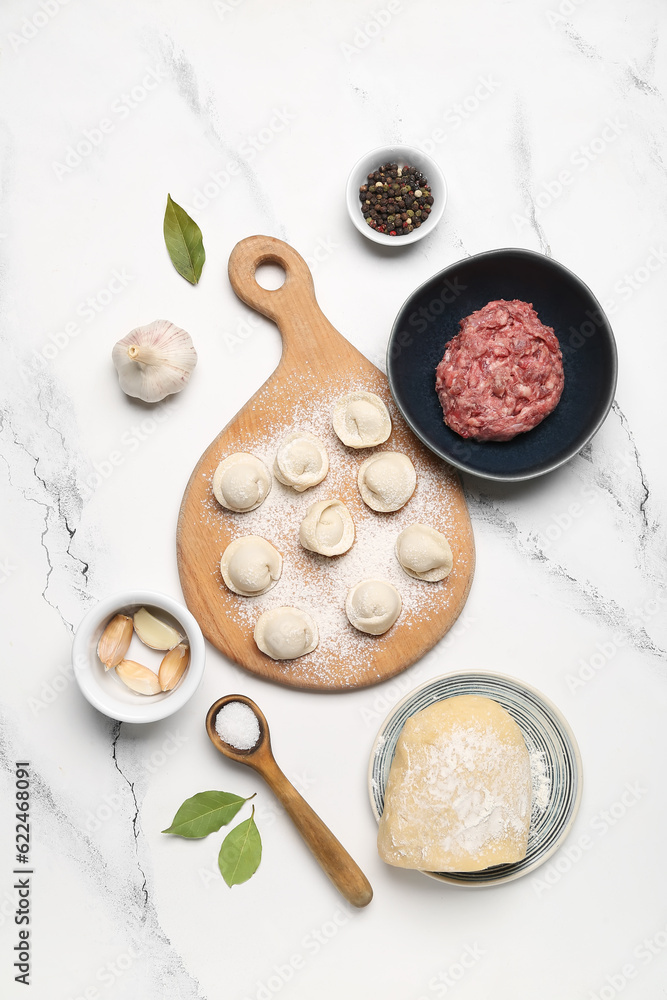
72,590,205,723
346,144,447,246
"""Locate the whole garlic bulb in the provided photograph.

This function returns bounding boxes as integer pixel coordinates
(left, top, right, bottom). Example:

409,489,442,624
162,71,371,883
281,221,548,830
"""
112,320,197,403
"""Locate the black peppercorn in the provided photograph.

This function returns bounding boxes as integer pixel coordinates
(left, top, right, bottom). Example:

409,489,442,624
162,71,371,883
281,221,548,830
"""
358,162,433,237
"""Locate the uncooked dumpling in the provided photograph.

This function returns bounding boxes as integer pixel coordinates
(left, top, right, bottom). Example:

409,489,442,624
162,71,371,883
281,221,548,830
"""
332,391,392,449
273,431,328,492
345,579,401,635
395,523,453,582
212,453,271,512
299,499,355,557
254,606,319,660
358,452,416,512
220,535,282,596
377,695,532,873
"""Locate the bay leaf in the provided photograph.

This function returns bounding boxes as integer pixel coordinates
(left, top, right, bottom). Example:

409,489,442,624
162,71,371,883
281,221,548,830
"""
218,806,262,887
163,194,205,284
162,790,252,838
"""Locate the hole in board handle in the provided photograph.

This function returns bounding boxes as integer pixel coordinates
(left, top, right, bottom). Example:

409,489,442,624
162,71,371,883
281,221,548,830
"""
255,262,286,290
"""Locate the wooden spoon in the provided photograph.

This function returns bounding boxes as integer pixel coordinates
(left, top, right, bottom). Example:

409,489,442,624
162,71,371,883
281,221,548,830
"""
205,694,373,908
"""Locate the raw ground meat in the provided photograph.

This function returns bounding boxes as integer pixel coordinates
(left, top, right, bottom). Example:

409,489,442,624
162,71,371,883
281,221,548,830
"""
435,299,564,442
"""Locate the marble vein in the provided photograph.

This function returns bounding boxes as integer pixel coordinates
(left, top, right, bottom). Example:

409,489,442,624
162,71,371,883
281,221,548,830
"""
574,404,655,570
469,488,666,660
149,31,285,239
0,389,90,631
512,99,551,256
0,713,207,999
612,401,651,536
112,722,149,909
447,225,472,259
465,402,667,662
626,32,660,98
562,23,600,62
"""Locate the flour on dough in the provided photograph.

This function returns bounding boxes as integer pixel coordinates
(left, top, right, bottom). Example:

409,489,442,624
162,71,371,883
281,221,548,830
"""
212,453,271,512
220,535,282,597
377,695,532,872
254,606,319,660
273,431,328,492
299,499,355,556
358,452,416,512
345,579,401,635
395,523,453,582
332,391,392,449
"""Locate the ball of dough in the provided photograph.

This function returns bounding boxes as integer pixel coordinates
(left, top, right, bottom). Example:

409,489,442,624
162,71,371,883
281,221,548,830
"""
254,606,319,660
332,391,392,449
220,536,282,596
212,453,271,512
273,431,328,492
358,452,416,512
299,499,355,557
345,579,401,635
377,695,532,873
395,523,454,582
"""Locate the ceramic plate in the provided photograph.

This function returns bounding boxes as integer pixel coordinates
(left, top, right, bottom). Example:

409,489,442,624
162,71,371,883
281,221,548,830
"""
387,248,617,481
368,670,583,887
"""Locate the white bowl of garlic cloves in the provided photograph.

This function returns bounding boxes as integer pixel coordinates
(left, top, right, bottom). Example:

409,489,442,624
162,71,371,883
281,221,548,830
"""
72,591,205,723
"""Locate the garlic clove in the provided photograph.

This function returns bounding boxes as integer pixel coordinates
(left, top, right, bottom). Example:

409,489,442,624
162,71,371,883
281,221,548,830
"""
97,614,133,670
158,643,190,691
115,660,162,696
112,320,197,403
133,607,183,650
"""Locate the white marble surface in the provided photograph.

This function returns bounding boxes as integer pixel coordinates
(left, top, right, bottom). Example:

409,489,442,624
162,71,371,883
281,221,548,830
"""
1,1,666,997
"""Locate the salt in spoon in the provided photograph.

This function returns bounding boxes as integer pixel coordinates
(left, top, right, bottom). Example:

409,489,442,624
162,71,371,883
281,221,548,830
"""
205,695,373,908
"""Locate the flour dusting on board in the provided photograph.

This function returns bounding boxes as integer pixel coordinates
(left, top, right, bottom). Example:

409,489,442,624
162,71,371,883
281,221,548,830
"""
197,381,470,687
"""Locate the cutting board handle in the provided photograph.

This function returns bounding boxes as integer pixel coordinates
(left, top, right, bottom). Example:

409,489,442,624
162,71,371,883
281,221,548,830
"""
228,235,337,370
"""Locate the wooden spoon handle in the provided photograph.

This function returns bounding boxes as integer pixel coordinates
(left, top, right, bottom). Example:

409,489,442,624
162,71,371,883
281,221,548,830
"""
260,755,373,908
227,235,339,372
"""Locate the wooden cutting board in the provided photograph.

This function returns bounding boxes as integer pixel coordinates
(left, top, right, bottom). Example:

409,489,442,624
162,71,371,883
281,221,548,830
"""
177,236,474,692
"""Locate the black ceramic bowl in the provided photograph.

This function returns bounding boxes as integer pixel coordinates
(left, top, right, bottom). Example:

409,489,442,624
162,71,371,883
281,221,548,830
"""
387,248,617,481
